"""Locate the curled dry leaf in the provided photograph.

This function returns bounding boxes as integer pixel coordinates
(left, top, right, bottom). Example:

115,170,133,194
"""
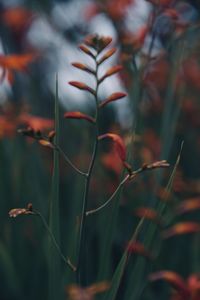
134,207,164,226
99,65,123,83
72,62,95,75
149,271,189,297
98,133,126,161
175,198,200,215
162,222,200,239
99,92,127,108
69,81,95,96
97,48,117,65
64,111,95,124
127,241,153,259
9,203,34,218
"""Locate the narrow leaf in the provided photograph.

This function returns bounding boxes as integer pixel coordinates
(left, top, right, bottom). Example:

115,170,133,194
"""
48,73,61,300
103,218,144,300
64,111,95,123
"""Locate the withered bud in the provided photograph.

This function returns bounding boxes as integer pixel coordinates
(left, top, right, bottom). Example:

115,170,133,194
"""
48,130,56,142
9,203,35,218
84,34,112,53
17,127,35,138
142,160,170,170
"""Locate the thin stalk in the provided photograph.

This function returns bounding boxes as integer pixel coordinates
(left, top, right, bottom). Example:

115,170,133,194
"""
86,175,130,216
76,54,100,283
86,163,169,216
55,144,87,177
35,211,76,272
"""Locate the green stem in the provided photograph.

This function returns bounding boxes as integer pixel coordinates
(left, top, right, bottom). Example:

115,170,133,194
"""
76,55,100,283
55,144,87,177
35,211,76,272
86,175,129,216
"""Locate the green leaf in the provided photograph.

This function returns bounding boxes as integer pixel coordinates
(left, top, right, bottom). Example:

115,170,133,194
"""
103,218,145,300
48,73,62,300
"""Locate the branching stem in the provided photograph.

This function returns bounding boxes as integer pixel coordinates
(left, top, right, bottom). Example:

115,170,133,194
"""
76,54,100,282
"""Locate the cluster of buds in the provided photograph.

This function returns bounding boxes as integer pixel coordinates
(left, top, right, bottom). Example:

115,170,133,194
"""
18,127,56,148
9,203,34,218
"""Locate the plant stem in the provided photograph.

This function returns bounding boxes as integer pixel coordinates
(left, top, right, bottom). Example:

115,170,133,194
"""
86,174,130,216
35,210,76,272
86,162,170,216
55,144,87,177
76,55,100,283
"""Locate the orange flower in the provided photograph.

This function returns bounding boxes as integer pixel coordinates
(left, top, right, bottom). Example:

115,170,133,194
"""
0,104,53,139
0,53,38,84
149,271,200,300
66,281,110,300
2,7,35,33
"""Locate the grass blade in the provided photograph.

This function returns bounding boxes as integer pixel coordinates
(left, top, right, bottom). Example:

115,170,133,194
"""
103,218,145,300
48,74,61,300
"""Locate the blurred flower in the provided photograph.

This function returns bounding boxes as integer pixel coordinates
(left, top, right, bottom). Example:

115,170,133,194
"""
0,52,38,84
149,271,200,300
0,103,53,139
1,7,35,34
66,281,110,300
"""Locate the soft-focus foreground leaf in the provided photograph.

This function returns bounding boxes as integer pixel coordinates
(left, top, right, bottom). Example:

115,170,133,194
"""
103,218,144,300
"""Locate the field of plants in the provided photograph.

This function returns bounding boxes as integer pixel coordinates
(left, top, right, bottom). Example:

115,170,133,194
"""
0,0,200,299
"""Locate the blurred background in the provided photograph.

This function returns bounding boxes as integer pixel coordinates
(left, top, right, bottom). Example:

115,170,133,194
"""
0,0,200,299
